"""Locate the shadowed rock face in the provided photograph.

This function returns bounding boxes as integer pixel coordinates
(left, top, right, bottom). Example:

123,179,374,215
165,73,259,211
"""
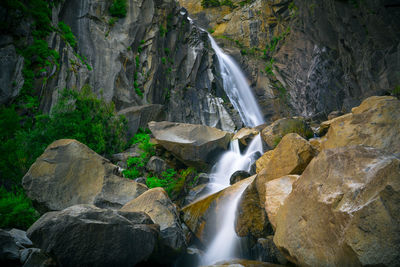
180,0,400,121
121,188,187,262
148,121,232,170
22,139,148,213
273,146,400,266
0,0,240,132
27,205,159,267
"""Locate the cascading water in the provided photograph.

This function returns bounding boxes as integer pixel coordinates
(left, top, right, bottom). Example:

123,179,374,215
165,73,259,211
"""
209,35,264,128
198,33,266,265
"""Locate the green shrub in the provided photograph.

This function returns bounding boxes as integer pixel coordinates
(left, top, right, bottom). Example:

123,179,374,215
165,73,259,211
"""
273,119,314,147
201,0,221,8
58,21,77,48
109,0,127,18
122,129,155,179
146,168,180,196
0,86,127,184
0,187,39,230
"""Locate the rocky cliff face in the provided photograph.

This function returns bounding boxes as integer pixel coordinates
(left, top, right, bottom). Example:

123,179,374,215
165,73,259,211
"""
180,0,400,121
0,0,241,132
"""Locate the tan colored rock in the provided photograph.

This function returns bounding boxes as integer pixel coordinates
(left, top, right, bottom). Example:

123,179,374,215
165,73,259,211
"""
236,178,270,238
261,117,313,149
22,139,147,213
256,150,274,173
264,175,299,229
121,188,186,253
255,133,316,206
274,146,400,266
181,176,255,244
232,128,259,146
148,121,232,170
320,96,400,154
308,137,322,152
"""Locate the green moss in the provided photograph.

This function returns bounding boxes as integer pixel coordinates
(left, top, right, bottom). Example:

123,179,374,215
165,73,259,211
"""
201,0,221,8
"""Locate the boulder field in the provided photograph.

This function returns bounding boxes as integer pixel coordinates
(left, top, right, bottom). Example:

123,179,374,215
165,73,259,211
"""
2,96,399,266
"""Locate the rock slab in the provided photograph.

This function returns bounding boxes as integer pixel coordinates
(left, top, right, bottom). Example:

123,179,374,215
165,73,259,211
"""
274,146,400,266
27,205,159,267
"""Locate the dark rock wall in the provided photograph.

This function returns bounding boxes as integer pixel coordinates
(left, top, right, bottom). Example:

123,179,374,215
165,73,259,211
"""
275,0,400,118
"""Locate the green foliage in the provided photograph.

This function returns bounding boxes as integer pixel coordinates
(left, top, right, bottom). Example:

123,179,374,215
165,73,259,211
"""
0,187,39,230
201,0,221,8
58,21,77,48
0,87,127,184
109,0,127,18
220,0,235,8
108,17,116,26
146,169,179,195
161,57,166,65
208,28,215,34
122,129,155,179
265,58,275,75
392,85,400,98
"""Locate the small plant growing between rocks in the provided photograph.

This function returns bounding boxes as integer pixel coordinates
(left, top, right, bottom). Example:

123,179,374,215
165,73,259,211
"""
109,0,127,18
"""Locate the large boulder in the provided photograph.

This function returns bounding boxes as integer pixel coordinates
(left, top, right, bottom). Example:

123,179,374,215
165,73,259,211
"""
148,121,232,170
27,205,159,267
117,104,165,139
230,170,251,185
255,150,273,174
261,117,313,149
264,175,299,229
320,96,400,154
181,176,255,244
22,139,147,213
120,188,186,260
0,230,20,266
255,133,316,206
274,146,400,266
235,178,271,238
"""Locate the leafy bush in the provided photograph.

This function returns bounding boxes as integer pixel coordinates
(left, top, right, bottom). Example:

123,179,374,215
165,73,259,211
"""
273,120,314,147
146,168,180,196
201,0,221,8
109,0,127,18
0,87,127,184
122,129,155,179
58,21,77,48
0,187,39,230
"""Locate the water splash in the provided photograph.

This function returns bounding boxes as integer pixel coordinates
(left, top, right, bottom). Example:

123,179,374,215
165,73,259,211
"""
209,35,264,128
201,181,251,265
205,134,263,195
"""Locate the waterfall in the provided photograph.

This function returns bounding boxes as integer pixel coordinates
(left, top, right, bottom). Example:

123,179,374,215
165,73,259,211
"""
197,34,265,265
209,35,264,128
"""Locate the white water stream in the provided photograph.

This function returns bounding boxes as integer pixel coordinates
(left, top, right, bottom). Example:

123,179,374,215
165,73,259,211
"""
199,34,265,265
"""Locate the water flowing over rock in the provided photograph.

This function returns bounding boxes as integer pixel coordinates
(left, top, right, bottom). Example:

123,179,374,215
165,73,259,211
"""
209,34,264,127
274,146,400,266
27,205,159,267
320,96,400,154
148,121,232,170
22,139,147,213
181,176,255,245
232,127,260,146
120,188,186,262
